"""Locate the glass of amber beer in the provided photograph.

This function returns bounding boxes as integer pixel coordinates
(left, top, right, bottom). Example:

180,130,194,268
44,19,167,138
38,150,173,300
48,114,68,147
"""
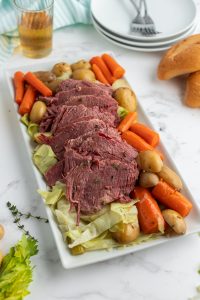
14,0,54,58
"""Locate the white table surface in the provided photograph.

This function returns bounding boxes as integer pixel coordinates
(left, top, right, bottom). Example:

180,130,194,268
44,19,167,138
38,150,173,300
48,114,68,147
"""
1,14,200,300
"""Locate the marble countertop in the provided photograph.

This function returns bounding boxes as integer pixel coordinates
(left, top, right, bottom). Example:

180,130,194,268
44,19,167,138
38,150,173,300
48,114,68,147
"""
1,21,200,300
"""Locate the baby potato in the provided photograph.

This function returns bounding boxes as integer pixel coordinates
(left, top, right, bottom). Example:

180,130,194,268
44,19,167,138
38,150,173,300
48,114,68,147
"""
0,250,3,265
113,87,137,112
44,79,63,93
162,209,186,234
34,71,56,83
111,223,140,244
30,101,47,124
51,62,72,78
71,59,91,71
112,79,131,90
139,172,159,188
137,150,163,173
0,224,5,240
70,245,85,255
72,68,95,81
158,165,183,191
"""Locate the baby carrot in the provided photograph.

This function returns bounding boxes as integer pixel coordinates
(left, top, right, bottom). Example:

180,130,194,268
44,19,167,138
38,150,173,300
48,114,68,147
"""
24,72,52,97
152,181,192,217
13,71,25,104
130,123,160,147
102,53,125,79
91,64,110,85
133,187,165,234
18,85,36,115
118,112,137,133
122,130,153,152
90,56,116,84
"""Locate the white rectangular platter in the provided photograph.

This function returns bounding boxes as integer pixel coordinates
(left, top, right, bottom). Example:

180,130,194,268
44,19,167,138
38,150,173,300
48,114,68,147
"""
4,53,200,269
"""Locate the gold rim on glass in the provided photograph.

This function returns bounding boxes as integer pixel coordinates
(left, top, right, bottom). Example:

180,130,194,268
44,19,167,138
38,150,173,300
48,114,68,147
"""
14,0,54,12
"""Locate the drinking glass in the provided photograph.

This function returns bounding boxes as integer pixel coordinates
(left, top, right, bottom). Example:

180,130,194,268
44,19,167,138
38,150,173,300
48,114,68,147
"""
14,0,54,58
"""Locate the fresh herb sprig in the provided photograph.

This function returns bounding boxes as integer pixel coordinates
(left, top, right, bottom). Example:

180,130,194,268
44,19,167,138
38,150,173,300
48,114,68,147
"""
7,201,48,240
7,201,49,223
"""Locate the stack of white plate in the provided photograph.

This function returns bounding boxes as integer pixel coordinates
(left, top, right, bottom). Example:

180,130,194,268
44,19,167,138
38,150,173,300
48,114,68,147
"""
91,0,198,52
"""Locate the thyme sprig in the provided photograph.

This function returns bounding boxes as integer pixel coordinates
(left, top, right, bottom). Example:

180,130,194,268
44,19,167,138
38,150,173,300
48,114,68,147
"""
7,201,48,240
7,202,49,223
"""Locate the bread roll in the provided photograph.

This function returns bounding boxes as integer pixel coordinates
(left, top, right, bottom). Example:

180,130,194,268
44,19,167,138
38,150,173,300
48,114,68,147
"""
185,71,200,107
158,34,200,80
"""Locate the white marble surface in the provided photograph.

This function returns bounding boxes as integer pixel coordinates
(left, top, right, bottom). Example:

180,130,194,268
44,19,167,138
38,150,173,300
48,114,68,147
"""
1,19,200,300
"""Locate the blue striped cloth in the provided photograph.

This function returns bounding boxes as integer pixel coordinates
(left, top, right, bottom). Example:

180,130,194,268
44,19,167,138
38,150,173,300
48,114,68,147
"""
0,0,91,63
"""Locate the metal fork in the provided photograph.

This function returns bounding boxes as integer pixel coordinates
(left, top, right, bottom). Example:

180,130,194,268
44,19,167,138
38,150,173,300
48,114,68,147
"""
130,0,145,33
142,0,160,35
130,0,159,36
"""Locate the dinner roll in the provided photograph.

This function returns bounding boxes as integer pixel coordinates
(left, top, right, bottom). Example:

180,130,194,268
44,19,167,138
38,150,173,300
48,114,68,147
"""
158,34,200,80
185,71,200,108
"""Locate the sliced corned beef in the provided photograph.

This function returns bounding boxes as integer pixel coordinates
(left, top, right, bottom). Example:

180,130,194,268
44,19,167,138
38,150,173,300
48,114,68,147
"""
40,118,107,159
56,86,113,106
44,160,64,187
66,129,138,163
58,79,112,95
39,104,59,132
64,159,139,216
38,78,139,221
51,104,116,134
59,94,118,116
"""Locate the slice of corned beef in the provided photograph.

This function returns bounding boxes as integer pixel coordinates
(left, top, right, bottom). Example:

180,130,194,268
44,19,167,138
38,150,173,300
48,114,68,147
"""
50,105,116,134
56,86,113,106
64,148,92,174
38,96,58,106
59,94,118,114
64,159,139,216
39,104,59,132
44,160,64,187
66,129,138,163
58,79,112,95
39,119,107,159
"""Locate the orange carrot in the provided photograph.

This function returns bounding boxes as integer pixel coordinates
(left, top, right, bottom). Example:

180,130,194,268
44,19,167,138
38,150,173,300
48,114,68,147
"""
90,56,116,84
13,71,25,104
122,130,154,152
118,112,137,133
91,64,110,85
102,53,125,79
18,85,36,115
122,130,164,159
130,123,160,147
133,187,165,234
24,72,52,97
152,181,192,217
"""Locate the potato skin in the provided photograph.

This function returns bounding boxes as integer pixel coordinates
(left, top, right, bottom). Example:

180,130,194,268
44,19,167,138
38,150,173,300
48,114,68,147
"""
158,165,182,191
30,101,47,124
162,209,186,234
111,223,140,244
112,79,130,90
71,59,91,71
0,250,3,265
139,172,159,188
51,62,72,77
34,71,56,83
137,150,163,173
44,79,63,93
72,68,95,81
113,87,137,112
0,224,4,240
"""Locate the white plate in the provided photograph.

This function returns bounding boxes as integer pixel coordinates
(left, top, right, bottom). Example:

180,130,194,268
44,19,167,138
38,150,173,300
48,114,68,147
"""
91,0,197,42
5,54,200,269
92,14,197,47
94,25,172,52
